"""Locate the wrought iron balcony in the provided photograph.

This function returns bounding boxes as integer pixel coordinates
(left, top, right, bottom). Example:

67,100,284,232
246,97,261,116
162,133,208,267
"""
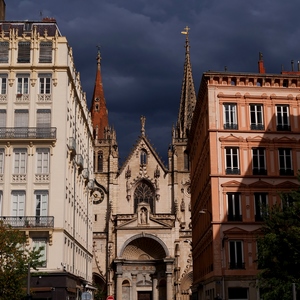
0,127,56,139
0,216,54,228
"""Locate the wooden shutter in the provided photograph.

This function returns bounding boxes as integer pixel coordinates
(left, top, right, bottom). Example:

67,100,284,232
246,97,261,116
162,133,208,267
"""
39,42,52,63
0,42,8,63
18,41,30,63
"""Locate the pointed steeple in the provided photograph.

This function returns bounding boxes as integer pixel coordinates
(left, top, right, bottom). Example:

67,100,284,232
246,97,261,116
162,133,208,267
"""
175,26,196,140
90,48,109,139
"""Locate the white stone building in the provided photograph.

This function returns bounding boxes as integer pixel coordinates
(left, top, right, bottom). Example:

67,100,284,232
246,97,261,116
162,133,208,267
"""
0,16,94,299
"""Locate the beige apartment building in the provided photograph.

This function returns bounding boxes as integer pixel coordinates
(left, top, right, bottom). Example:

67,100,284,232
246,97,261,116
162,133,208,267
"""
188,54,300,300
0,16,94,299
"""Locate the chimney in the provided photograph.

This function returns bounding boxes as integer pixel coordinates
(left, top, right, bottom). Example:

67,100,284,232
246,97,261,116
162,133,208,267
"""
258,52,266,74
0,0,5,21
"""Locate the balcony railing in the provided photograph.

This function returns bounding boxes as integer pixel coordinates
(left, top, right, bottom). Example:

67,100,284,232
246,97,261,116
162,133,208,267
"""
226,168,240,175
0,127,56,139
253,168,267,175
227,214,242,221
224,123,238,130
229,262,245,269
280,168,294,176
0,216,54,228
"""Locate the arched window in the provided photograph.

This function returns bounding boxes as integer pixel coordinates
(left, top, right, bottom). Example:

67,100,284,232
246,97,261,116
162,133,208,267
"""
184,151,189,170
97,151,103,172
134,180,154,212
140,149,147,165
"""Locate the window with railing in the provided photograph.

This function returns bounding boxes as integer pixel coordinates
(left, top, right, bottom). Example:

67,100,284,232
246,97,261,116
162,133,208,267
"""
223,103,238,129
0,74,7,95
276,105,290,131
250,104,264,130
252,148,267,175
229,240,245,269
227,193,242,221
36,148,50,175
225,147,240,174
254,193,268,221
278,148,293,175
11,190,26,216
13,148,27,175
16,74,29,98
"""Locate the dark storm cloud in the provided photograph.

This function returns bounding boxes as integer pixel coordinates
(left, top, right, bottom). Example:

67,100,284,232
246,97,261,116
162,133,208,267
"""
7,0,300,163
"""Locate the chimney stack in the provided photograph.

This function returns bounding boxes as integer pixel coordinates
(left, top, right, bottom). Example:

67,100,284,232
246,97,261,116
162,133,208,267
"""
0,0,5,21
258,52,266,74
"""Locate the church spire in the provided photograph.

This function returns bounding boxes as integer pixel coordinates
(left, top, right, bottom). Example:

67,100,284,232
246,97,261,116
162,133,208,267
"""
90,47,109,139
176,26,196,140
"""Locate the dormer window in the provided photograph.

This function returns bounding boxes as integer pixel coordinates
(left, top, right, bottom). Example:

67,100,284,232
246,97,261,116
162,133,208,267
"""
140,149,147,165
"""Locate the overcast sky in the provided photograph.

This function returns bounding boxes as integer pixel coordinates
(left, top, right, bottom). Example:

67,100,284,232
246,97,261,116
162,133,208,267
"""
6,0,300,164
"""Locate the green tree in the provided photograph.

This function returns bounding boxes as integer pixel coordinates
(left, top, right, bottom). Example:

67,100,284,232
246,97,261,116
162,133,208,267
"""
0,221,44,300
256,187,300,300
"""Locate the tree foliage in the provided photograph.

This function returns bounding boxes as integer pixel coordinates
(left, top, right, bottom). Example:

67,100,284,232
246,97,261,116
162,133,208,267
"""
0,221,44,300
256,187,300,300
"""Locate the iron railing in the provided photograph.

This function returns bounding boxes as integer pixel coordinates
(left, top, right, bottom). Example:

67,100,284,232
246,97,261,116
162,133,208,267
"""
0,216,54,228
0,127,56,139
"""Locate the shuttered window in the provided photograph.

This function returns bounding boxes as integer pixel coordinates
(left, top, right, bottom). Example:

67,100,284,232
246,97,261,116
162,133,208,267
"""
37,109,51,127
0,42,9,63
0,109,6,127
14,109,29,127
17,41,30,63
39,42,52,63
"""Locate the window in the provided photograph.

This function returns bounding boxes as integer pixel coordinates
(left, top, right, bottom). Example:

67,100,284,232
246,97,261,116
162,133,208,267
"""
11,191,25,216
0,191,2,215
278,148,293,175
140,149,147,165
227,193,242,221
225,147,240,174
33,239,47,267
134,181,154,212
0,149,4,174
97,151,103,172
229,240,245,269
14,109,28,137
228,287,248,299
0,74,7,94
17,41,30,63
184,151,189,170
250,104,264,130
39,74,51,94
0,41,9,63
13,148,27,174
39,42,52,63
35,191,48,217
36,148,50,174
223,103,238,129
276,105,290,131
252,148,267,175
17,74,29,94
255,193,268,221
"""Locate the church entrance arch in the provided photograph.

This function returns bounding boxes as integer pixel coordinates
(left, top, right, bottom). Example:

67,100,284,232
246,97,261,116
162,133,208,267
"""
114,234,174,300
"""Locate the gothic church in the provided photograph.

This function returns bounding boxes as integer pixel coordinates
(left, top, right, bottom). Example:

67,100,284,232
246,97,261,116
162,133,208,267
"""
90,29,196,300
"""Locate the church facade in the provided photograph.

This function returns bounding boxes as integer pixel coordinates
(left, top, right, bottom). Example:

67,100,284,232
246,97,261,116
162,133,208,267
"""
91,29,195,300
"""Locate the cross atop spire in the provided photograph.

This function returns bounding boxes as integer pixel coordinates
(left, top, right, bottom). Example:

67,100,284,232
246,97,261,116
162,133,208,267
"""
140,115,146,136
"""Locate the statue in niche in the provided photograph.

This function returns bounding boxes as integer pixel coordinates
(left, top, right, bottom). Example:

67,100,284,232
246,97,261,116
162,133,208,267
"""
180,199,185,211
140,208,147,224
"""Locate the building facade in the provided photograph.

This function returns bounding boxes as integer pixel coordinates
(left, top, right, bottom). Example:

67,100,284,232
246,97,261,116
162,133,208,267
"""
188,55,300,300
91,29,195,300
0,18,94,299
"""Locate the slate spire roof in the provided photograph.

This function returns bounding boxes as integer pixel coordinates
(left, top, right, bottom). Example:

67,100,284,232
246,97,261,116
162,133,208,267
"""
175,26,196,140
90,49,109,139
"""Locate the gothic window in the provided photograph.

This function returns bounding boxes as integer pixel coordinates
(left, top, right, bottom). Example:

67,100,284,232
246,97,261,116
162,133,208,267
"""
140,149,147,165
97,151,103,172
184,150,189,170
134,181,154,212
